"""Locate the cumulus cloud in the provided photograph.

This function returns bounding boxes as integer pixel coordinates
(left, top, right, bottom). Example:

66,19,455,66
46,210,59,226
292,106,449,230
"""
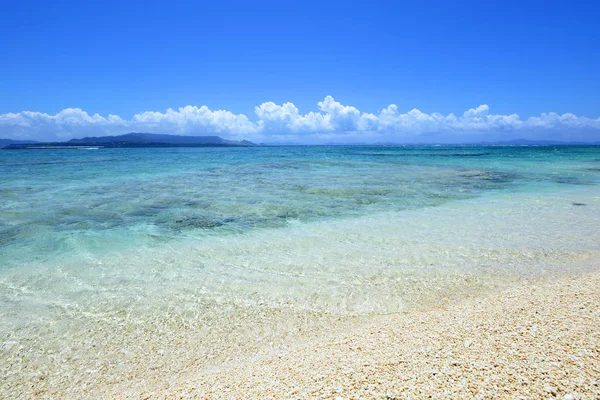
2,96,600,143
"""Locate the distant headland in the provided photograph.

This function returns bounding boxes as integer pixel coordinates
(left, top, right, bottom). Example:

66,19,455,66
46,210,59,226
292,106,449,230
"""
0,133,256,149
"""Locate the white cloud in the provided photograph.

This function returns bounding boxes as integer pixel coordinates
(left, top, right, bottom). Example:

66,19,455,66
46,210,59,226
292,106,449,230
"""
131,106,259,137
2,97,600,143
255,101,327,133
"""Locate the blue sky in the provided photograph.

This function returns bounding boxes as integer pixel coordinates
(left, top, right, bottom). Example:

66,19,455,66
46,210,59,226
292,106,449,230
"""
1,0,599,143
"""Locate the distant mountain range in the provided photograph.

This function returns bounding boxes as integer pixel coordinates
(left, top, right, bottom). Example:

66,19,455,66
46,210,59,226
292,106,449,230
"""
1,133,256,148
67,132,255,146
0,138,39,147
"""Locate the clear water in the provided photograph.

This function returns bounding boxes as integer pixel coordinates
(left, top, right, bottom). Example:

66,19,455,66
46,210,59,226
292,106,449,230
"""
2,145,599,263
1,145,600,395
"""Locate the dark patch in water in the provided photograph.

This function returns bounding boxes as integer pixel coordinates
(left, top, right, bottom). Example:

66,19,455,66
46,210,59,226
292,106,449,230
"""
0,226,21,246
262,162,305,170
458,170,515,184
439,152,493,157
173,217,225,229
355,197,385,205
572,202,586,206
552,176,583,185
355,153,398,157
586,167,600,172
276,211,300,219
126,208,160,217
185,200,212,209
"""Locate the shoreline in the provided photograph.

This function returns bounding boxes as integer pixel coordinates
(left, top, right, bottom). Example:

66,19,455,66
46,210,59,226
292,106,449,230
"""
153,269,600,399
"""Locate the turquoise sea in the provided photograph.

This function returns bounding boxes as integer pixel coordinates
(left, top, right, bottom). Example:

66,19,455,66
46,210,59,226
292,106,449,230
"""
1,145,600,396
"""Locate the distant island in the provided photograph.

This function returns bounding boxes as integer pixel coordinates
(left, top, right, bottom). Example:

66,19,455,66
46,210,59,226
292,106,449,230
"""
0,138,40,148
0,133,256,149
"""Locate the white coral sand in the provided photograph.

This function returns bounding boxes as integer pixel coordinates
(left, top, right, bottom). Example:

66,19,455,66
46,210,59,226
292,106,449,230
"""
172,271,600,399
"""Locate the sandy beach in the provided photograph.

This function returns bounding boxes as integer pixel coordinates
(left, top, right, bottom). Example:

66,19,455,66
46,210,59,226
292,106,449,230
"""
75,269,598,399
4,269,598,400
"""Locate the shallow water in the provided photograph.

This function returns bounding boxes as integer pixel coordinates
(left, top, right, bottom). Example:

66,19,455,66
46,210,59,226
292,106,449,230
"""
1,145,600,395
